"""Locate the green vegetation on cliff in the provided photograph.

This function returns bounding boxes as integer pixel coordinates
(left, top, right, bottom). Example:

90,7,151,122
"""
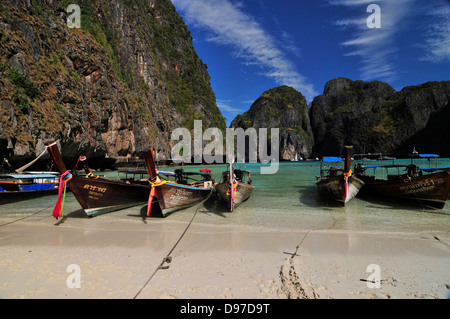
0,0,225,169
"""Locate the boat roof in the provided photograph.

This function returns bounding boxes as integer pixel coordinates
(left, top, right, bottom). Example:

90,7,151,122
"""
158,170,176,176
182,171,211,176
322,156,342,162
417,154,439,158
0,174,58,179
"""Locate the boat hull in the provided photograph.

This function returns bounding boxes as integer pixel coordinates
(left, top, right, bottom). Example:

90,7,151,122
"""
316,175,365,205
46,141,152,217
215,182,255,209
0,174,60,204
156,182,214,216
67,176,151,216
0,188,59,204
358,170,450,209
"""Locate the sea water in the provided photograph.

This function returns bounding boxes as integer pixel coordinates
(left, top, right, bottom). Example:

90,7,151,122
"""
0,159,449,234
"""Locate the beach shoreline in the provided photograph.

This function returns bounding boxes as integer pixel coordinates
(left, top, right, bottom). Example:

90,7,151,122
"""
0,209,449,299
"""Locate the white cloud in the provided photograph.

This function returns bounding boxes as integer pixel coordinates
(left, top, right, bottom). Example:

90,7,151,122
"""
328,0,375,6
171,0,318,100
330,0,415,81
216,100,243,114
419,3,450,63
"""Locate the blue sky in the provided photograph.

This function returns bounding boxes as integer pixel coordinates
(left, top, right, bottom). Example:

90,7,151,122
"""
171,0,450,126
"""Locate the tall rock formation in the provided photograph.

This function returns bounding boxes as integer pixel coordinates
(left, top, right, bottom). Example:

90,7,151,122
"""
230,86,314,160
0,0,225,171
309,78,450,157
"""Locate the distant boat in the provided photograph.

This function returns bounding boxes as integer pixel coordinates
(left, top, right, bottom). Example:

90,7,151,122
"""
215,162,255,212
46,141,151,217
354,154,450,209
0,172,60,204
316,145,365,205
143,148,216,216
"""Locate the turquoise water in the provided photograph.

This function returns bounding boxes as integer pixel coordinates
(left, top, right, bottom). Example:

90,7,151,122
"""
0,160,449,234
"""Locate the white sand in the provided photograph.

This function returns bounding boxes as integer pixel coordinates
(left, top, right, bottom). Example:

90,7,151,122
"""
0,211,449,299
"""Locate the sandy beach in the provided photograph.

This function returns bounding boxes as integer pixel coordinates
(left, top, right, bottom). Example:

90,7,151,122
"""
0,202,449,300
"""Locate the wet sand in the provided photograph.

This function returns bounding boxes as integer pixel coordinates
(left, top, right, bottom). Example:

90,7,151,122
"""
0,207,449,299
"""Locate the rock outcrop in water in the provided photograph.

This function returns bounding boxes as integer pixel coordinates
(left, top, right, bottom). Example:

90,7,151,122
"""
0,0,225,171
230,79,450,160
230,86,314,160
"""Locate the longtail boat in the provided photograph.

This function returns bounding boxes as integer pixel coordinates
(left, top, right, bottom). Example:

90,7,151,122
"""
215,162,254,212
46,141,151,217
143,148,216,216
316,145,365,205
0,172,60,204
354,154,450,209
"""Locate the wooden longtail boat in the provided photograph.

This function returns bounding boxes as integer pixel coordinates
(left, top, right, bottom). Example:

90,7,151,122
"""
143,148,216,216
354,154,450,209
0,173,60,204
316,146,365,205
46,141,151,217
215,162,254,212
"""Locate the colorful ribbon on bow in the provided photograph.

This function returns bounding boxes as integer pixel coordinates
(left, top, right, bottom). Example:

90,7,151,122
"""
146,178,167,217
343,169,352,200
52,171,73,219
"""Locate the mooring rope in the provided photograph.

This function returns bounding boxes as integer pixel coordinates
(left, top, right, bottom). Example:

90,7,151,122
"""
0,203,54,227
133,188,215,299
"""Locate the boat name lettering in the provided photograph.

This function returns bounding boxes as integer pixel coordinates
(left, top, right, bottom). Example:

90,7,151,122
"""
399,179,435,191
88,191,101,200
402,185,435,195
83,184,107,193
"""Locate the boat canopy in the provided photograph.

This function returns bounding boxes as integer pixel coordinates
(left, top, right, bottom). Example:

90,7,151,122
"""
418,154,439,158
182,171,211,176
322,157,341,162
158,171,176,176
0,174,57,179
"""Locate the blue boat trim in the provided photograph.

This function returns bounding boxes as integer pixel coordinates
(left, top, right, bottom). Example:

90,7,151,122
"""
165,182,214,191
0,174,57,179
322,157,341,162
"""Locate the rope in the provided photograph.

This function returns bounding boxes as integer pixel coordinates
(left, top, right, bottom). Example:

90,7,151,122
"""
0,203,55,227
73,156,86,172
133,188,215,299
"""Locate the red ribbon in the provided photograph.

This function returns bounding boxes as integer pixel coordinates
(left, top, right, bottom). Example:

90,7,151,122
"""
146,186,156,217
343,175,349,200
52,171,72,219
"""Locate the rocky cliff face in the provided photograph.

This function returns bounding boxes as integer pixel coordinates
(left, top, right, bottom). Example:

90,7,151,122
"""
0,0,225,171
309,78,450,157
230,79,449,160
230,86,314,160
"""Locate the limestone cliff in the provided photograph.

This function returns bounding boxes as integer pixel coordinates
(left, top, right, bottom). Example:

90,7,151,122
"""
230,86,314,160
0,0,225,171
309,78,450,157
230,79,449,160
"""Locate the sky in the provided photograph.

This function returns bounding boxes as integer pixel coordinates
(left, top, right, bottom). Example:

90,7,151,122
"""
170,0,450,126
